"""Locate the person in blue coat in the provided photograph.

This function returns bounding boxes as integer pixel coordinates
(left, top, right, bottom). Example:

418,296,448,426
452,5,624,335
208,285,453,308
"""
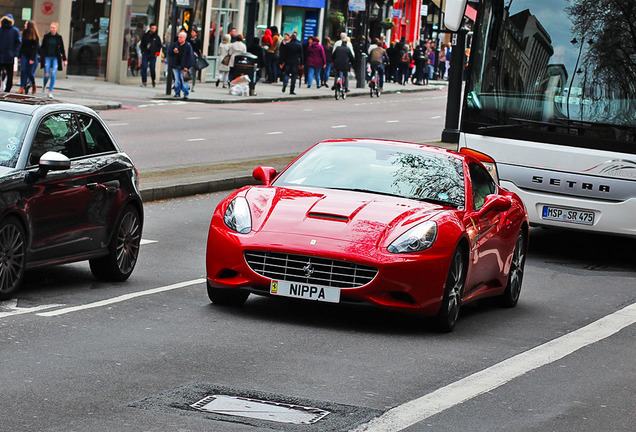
168,31,194,99
0,14,21,93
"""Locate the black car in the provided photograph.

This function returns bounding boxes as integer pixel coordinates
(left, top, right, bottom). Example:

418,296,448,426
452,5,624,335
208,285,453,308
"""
0,93,143,300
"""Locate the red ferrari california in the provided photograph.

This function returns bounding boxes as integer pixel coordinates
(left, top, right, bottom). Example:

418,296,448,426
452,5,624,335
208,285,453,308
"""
206,139,528,331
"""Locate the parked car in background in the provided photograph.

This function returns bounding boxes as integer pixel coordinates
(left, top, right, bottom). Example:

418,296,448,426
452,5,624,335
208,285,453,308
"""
0,93,143,300
206,139,529,332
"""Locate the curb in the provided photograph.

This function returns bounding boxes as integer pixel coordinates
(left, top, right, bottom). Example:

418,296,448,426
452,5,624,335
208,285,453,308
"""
140,175,257,202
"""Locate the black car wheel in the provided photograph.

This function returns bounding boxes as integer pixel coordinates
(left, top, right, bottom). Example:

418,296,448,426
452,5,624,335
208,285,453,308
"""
501,232,526,308
207,281,250,306
90,205,141,282
436,248,467,332
0,217,26,301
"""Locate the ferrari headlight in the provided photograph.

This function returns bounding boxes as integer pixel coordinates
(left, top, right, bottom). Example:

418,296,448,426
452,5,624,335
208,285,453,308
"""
388,221,437,253
223,197,252,234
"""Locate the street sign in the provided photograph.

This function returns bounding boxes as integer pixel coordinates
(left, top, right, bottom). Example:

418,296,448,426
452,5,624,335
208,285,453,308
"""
349,0,365,11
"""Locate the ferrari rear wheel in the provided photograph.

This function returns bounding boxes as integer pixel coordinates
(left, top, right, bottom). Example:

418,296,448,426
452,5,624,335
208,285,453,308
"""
436,248,466,333
207,281,249,306
501,232,526,308
0,217,26,301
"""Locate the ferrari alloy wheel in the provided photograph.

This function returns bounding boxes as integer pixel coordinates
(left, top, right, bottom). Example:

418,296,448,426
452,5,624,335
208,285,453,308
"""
207,281,250,306
501,232,526,308
436,248,466,332
0,217,26,301
90,205,141,282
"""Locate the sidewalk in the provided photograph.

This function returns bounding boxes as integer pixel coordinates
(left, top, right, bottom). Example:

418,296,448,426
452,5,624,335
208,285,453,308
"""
52,74,448,109
45,75,450,202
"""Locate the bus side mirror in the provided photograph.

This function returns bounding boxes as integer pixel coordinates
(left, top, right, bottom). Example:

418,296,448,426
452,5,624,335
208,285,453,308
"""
444,0,468,32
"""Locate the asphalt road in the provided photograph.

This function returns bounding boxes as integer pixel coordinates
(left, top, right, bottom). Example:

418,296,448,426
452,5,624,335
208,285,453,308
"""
98,90,450,172
1,191,634,432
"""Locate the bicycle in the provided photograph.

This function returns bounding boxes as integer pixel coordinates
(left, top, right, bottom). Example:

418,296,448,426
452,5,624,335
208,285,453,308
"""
369,67,381,97
334,70,347,100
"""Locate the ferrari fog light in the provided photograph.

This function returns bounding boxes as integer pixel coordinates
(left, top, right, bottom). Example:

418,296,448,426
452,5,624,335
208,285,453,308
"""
388,221,437,253
224,197,252,234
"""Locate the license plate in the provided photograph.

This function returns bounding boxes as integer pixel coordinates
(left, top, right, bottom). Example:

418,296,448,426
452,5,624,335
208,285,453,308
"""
270,280,340,303
541,205,595,226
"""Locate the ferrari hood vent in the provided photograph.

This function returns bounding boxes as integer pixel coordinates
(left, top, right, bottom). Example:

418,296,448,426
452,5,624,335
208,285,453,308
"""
307,212,349,222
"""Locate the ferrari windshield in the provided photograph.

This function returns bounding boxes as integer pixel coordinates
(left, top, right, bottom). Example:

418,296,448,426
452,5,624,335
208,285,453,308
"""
0,110,29,168
464,0,636,146
274,142,465,207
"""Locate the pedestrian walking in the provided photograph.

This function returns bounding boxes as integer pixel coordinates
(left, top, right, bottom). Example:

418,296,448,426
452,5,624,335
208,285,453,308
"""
321,37,332,88
168,31,194,99
18,20,39,94
140,23,162,87
216,34,231,87
264,27,280,83
188,27,202,90
227,34,246,82
40,22,66,99
305,36,325,88
0,14,21,93
397,42,411,85
279,33,302,95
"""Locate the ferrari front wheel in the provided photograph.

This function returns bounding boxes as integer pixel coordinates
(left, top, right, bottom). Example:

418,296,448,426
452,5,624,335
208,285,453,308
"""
207,281,249,306
501,232,526,308
436,248,466,333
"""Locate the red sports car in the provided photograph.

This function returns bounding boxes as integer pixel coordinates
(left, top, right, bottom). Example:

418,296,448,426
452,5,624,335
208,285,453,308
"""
206,139,528,331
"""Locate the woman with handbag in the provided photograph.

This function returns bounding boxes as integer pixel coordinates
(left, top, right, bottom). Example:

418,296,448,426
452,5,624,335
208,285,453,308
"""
216,34,231,88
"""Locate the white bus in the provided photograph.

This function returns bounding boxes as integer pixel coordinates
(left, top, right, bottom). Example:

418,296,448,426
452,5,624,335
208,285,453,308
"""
445,0,636,237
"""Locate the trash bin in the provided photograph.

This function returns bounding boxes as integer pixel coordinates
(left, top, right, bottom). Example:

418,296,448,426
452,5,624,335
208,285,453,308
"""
230,53,258,96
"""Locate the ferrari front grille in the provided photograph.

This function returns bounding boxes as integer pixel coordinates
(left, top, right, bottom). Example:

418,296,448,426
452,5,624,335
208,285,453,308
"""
244,251,378,289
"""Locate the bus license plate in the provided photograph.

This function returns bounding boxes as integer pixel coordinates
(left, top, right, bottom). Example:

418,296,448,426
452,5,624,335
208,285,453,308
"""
542,206,595,226
270,280,341,303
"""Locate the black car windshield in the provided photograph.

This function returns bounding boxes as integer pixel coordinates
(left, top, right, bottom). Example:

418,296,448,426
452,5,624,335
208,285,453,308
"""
0,110,29,168
274,142,465,207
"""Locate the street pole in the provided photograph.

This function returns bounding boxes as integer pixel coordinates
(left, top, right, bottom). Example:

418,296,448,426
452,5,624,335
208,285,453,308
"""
441,28,466,143
166,0,178,95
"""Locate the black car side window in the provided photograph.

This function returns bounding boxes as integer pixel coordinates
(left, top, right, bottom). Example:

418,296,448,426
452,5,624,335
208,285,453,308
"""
29,113,84,166
469,163,496,210
77,114,116,155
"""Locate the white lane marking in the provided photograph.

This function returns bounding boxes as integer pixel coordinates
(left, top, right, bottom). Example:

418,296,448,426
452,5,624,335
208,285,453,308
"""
252,112,265,115
303,108,313,112
431,116,442,119
187,116,202,120
140,239,157,245
187,138,205,142
108,123,129,127
267,131,283,135
0,299,65,318
331,125,347,128
37,279,206,317
353,302,636,432
386,120,400,123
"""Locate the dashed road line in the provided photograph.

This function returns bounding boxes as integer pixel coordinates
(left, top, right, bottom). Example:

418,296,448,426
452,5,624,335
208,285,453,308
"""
331,125,347,128
0,300,65,318
187,138,206,142
37,279,206,317
386,120,400,123
353,302,636,432
431,115,442,119
267,131,283,135
186,116,202,120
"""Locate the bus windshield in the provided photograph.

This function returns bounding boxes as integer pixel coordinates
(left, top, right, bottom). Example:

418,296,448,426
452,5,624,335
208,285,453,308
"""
463,0,636,150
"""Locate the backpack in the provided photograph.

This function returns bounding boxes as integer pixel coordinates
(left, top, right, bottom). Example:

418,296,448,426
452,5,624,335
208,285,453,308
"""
400,50,410,64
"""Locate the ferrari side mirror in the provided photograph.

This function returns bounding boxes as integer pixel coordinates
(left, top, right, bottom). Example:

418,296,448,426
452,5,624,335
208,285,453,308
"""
252,166,277,186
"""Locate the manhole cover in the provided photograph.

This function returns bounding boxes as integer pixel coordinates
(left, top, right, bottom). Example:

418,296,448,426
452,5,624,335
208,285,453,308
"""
191,394,330,424
130,382,383,431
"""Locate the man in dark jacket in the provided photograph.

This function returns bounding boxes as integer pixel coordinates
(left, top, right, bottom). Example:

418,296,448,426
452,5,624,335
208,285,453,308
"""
0,14,21,92
168,31,194,99
332,40,355,92
279,33,303,95
140,23,162,87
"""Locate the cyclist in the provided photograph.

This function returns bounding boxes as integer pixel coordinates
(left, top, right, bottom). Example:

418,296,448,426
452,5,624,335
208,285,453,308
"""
368,38,386,91
332,38,354,93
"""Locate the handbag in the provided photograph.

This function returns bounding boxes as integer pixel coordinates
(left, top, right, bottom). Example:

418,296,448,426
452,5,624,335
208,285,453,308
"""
221,54,231,66
183,69,192,82
195,57,209,70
